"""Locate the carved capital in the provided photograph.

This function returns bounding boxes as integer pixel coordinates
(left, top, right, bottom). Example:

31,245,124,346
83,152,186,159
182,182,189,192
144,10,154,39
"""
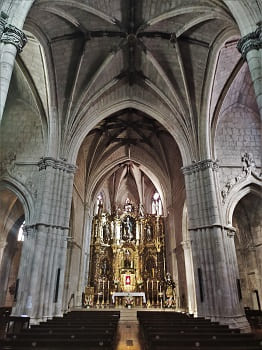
38,157,77,174
182,159,219,175
1,24,27,52
237,24,262,58
0,11,8,38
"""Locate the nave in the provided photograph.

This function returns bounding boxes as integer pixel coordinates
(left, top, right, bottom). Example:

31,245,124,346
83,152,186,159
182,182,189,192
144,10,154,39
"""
1,308,262,350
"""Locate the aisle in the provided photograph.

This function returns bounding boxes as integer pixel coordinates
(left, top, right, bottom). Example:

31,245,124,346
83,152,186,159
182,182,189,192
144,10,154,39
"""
115,308,143,350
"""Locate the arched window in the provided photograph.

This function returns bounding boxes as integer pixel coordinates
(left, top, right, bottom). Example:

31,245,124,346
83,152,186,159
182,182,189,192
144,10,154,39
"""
17,221,25,241
152,192,162,215
96,193,103,214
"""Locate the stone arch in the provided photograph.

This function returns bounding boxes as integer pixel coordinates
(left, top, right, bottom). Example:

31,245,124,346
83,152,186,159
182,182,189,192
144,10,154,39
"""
0,178,35,223
231,189,262,310
225,181,262,226
0,187,26,307
223,0,261,35
67,100,191,166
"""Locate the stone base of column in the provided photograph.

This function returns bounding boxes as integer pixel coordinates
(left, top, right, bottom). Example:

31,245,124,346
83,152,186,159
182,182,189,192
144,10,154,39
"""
208,314,251,333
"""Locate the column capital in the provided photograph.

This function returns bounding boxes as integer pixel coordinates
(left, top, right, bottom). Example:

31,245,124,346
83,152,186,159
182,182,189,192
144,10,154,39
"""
182,159,219,175
1,23,27,52
0,11,8,38
237,24,262,58
38,157,77,174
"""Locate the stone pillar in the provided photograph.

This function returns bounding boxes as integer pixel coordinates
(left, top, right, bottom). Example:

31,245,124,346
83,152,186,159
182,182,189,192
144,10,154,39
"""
75,208,92,307
182,240,197,315
0,12,27,122
237,24,262,119
0,238,7,267
182,159,250,331
12,157,76,322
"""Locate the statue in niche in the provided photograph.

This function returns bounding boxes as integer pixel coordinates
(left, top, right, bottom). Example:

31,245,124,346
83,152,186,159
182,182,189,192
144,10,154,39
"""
122,215,133,241
101,258,109,277
146,224,153,241
123,249,132,269
103,223,110,243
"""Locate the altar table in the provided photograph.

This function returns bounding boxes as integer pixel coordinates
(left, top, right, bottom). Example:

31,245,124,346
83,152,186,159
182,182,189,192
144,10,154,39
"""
112,292,146,303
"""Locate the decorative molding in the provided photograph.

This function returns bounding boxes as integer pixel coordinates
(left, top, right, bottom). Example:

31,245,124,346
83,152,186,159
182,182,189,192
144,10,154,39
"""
38,157,77,174
0,152,16,175
1,24,27,52
221,152,262,203
188,223,236,233
182,159,219,175
237,24,262,58
24,223,70,234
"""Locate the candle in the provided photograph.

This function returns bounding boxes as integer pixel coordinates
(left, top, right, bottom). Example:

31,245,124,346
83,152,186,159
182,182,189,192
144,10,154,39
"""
147,279,149,292
160,284,161,293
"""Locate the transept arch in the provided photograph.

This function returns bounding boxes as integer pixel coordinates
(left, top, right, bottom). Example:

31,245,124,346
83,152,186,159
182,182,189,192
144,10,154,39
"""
0,188,25,308
232,191,262,311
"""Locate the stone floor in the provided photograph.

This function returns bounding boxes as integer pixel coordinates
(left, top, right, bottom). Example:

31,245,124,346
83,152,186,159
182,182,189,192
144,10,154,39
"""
115,308,143,350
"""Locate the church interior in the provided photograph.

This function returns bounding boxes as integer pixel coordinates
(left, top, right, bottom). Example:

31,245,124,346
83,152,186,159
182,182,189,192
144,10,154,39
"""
0,0,261,349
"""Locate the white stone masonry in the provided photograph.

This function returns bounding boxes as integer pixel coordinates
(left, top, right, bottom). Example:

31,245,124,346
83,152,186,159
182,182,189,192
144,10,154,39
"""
12,157,76,322
182,159,250,331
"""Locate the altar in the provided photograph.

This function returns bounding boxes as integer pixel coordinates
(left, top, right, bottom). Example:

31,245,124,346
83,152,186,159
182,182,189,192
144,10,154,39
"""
112,292,146,306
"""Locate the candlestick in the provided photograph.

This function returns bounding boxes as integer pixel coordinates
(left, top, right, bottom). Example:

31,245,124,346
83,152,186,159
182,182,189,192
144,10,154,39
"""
107,280,110,305
151,280,154,305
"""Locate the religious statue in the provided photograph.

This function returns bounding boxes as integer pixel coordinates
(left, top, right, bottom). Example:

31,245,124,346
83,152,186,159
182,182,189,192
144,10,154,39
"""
103,223,110,243
101,259,109,277
123,249,132,269
122,215,133,240
146,224,152,241
164,272,176,308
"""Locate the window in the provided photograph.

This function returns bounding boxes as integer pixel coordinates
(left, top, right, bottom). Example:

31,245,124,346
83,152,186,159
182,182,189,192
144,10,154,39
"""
152,192,162,215
17,221,25,241
96,193,103,214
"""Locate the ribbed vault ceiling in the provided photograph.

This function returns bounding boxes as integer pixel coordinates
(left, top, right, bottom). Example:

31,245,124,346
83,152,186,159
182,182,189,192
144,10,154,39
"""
23,0,237,161
79,108,181,211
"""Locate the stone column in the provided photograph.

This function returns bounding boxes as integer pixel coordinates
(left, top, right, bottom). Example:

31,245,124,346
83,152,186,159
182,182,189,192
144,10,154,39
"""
0,238,7,267
12,157,76,322
182,240,197,315
0,13,27,122
237,24,262,119
182,159,250,331
75,208,92,307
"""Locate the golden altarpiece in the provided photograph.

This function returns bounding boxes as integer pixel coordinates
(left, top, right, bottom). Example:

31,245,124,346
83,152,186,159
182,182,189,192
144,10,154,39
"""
87,200,169,306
